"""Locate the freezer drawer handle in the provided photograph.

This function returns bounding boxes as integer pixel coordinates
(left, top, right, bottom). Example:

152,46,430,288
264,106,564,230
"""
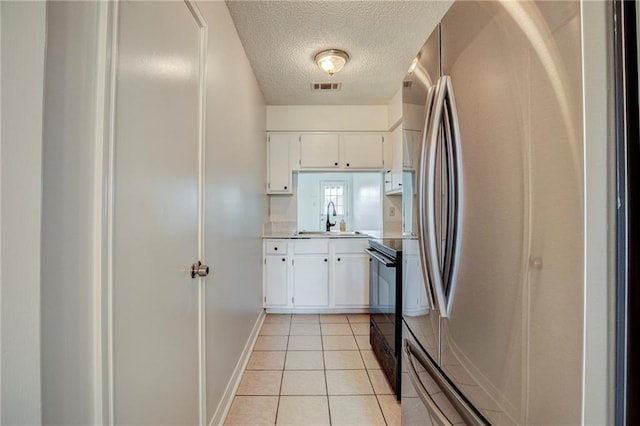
404,339,488,426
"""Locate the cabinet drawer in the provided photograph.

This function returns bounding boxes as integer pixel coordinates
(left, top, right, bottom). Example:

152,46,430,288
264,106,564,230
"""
333,239,369,254
294,240,329,254
265,241,288,254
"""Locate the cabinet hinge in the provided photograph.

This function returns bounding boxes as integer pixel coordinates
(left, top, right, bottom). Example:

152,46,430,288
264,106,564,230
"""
264,258,266,264
292,297,295,304
299,159,301,166
264,296,267,303
382,136,385,142
299,136,301,142
268,182,270,189
292,259,294,265
268,136,270,142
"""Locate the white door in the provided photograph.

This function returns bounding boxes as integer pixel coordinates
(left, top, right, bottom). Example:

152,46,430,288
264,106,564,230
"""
265,256,289,306
293,256,329,306
112,2,205,424
334,255,369,306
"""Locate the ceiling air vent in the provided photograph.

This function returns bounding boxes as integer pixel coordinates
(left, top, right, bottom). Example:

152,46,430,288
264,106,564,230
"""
403,80,413,88
311,82,342,92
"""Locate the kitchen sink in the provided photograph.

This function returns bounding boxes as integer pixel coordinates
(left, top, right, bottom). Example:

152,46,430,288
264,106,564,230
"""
296,231,367,237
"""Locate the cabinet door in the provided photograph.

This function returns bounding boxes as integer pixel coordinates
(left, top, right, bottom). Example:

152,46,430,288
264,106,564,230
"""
293,255,329,306
334,254,370,306
343,134,384,169
267,134,291,193
403,130,421,170
299,134,340,168
391,126,403,191
265,256,289,307
403,255,429,316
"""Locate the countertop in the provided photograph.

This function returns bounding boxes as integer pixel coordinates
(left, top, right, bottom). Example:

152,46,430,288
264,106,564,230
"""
263,232,372,239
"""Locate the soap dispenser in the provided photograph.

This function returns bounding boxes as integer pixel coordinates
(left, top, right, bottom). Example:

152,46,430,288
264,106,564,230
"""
339,218,346,232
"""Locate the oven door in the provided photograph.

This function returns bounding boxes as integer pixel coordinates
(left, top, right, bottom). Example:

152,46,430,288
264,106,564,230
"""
366,247,397,351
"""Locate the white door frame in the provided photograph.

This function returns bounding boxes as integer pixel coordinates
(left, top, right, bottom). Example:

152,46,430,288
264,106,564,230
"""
94,1,208,424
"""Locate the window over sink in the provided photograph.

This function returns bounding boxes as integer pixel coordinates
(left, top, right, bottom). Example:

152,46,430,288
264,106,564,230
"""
297,172,382,234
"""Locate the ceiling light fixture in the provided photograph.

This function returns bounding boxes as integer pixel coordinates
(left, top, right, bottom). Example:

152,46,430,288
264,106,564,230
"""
314,49,349,76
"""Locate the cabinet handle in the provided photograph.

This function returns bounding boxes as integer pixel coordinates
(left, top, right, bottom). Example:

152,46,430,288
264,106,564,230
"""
282,258,286,262
337,258,341,261
334,162,338,166
284,186,288,190
385,180,390,183
346,163,350,167
324,258,328,262
274,247,278,251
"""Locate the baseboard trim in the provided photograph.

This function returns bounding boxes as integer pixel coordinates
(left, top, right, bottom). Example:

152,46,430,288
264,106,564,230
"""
209,309,266,426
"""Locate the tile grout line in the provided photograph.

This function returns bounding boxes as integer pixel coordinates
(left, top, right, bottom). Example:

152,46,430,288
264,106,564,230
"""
273,316,290,425
353,316,390,425
320,316,333,426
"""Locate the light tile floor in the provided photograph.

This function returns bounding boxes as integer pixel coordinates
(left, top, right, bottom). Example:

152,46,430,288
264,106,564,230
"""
225,313,401,425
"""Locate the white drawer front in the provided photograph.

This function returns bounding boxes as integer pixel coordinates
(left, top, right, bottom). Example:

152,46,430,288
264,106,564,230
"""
294,240,329,254
265,241,288,255
333,239,369,254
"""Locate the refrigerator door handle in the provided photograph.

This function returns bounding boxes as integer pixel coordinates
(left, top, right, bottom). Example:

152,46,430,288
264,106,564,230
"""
404,339,488,426
424,76,464,318
417,85,438,310
441,76,464,314
424,77,449,316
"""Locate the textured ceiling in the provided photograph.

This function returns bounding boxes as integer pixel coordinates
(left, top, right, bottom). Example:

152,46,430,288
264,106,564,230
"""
225,1,452,106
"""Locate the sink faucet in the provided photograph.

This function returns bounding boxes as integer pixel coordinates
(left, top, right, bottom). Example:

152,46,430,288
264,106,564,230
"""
326,201,337,231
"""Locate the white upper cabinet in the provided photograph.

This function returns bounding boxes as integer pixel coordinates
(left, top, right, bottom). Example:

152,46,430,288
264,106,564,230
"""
267,134,292,194
342,134,384,169
385,125,403,194
403,130,421,170
299,134,340,168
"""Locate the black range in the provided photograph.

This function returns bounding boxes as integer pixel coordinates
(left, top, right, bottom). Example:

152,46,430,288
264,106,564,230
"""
365,238,402,400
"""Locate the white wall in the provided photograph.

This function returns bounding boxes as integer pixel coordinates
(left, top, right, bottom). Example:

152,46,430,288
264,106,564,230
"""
1,2,46,424
387,88,402,128
40,2,104,424
267,105,388,131
196,2,268,424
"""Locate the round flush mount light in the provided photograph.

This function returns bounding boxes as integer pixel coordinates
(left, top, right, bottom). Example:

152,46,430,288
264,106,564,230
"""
314,49,349,76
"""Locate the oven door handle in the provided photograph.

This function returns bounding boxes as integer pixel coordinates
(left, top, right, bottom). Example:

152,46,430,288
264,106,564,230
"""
364,248,397,267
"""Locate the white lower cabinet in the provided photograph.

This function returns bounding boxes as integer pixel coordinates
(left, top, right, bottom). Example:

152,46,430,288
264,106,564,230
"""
293,255,329,307
403,254,430,316
333,254,369,306
263,238,370,312
264,255,289,306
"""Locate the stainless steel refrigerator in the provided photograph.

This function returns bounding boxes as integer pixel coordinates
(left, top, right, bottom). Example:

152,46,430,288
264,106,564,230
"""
401,1,584,424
